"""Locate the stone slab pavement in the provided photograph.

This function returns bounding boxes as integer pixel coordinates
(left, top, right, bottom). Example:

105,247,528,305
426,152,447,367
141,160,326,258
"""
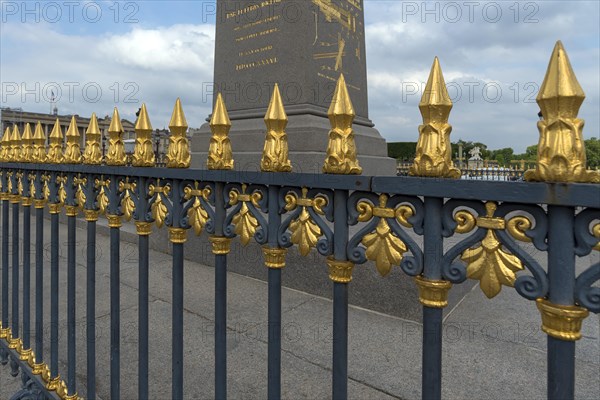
1,215,599,399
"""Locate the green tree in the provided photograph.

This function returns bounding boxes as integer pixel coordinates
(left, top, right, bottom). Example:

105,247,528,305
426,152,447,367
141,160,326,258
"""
490,147,514,165
525,145,538,159
387,142,417,161
585,137,600,168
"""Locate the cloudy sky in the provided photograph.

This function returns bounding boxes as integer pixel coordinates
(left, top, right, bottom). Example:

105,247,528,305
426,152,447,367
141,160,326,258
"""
1,0,598,153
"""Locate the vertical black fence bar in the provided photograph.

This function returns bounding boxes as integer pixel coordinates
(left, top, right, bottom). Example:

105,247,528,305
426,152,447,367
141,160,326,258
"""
21,175,32,360
33,190,45,372
1,180,9,340
330,189,350,400
419,197,446,400
107,176,122,400
65,197,79,397
169,179,186,400
212,181,229,400
85,205,98,400
10,174,20,343
545,206,577,400
265,184,283,400
137,223,150,400
136,177,151,400
47,172,62,391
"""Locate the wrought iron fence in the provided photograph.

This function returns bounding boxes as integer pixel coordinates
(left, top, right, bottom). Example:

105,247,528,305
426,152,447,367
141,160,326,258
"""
0,41,599,400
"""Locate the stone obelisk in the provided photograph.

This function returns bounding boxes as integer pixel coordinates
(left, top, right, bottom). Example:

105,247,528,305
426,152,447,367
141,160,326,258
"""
191,0,396,175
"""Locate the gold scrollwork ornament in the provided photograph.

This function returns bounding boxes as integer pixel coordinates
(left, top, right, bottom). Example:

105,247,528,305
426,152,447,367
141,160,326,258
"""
358,194,409,276
460,202,524,298
185,183,211,236
230,184,261,246
150,182,169,228
286,188,327,256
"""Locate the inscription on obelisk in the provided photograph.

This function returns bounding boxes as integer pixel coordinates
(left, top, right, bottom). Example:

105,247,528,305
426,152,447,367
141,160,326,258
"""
215,0,370,123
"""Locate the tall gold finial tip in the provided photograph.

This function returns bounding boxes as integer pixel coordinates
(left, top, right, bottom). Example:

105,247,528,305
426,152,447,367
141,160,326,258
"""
211,93,231,126
265,84,287,121
169,98,188,128
328,73,354,117
136,103,153,131
108,107,124,132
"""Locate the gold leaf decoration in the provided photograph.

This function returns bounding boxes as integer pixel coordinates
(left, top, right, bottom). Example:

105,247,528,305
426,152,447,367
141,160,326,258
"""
232,202,259,246
17,175,23,196
290,208,322,256
151,196,167,228
58,180,66,205
28,175,36,198
119,179,137,221
461,230,524,299
184,183,211,236
359,194,408,276
95,179,109,215
285,188,327,256
188,197,209,236
362,218,407,276
229,184,261,246
121,191,135,221
76,184,86,209
42,180,49,201
149,183,170,228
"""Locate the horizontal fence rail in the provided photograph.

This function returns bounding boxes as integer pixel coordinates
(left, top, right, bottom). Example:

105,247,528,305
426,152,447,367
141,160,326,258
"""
1,41,599,400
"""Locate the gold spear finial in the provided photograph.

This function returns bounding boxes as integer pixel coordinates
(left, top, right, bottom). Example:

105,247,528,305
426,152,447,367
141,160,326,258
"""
165,98,190,168
261,84,292,172
105,107,127,166
410,57,460,178
32,122,47,163
63,116,82,164
11,125,22,162
2,126,13,162
323,74,362,174
1,127,10,162
83,113,103,165
208,93,234,170
47,119,64,164
21,123,34,163
132,103,155,167
0,127,10,162
524,41,599,183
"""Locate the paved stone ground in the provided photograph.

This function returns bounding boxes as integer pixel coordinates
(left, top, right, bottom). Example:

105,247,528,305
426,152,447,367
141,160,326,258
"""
1,215,599,399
